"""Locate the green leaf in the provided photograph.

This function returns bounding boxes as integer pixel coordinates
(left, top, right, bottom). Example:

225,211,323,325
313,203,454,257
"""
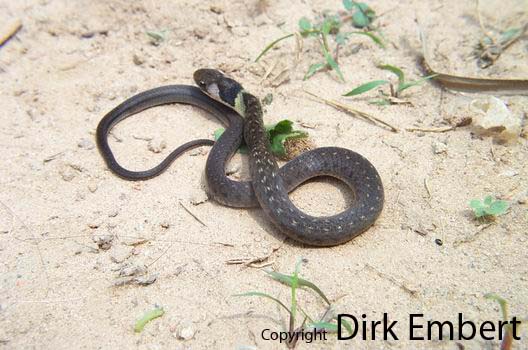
255,33,295,62
213,128,225,141
350,3,375,28
469,196,509,218
266,271,331,305
299,17,312,32
134,307,165,333
488,200,509,215
484,293,509,321
348,31,385,48
342,0,355,10
234,292,292,316
146,30,168,44
268,119,293,137
397,74,438,92
270,131,307,157
469,199,484,210
500,27,521,42
378,64,405,85
321,41,345,82
352,11,369,28
343,80,389,96
308,321,338,332
214,127,248,154
340,319,354,336
304,62,327,80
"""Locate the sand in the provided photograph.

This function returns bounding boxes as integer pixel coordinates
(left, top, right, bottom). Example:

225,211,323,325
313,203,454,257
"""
0,0,527,349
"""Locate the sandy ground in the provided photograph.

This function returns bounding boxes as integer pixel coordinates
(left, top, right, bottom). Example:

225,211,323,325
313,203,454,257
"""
0,0,527,349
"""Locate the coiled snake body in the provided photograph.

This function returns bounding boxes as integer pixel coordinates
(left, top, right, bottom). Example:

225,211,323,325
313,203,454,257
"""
96,69,383,246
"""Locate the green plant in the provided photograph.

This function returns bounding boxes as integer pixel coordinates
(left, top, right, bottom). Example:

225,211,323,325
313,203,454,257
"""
469,195,509,219
214,119,308,158
235,260,353,348
255,1,383,82
134,306,164,333
146,30,168,45
343,64,437,104
484,294,526,350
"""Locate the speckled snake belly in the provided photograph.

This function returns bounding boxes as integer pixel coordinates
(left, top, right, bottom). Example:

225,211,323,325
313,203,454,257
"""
96,69,384,246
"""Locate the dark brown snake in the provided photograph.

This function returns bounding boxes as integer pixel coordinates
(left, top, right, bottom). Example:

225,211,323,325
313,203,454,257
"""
96,69,384,246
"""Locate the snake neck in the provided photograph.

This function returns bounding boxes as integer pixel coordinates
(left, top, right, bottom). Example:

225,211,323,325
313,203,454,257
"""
240,92,269,148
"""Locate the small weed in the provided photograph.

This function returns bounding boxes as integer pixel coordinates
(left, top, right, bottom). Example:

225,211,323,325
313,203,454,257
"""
255,1,384,82
214,119,309,158
146,30,168,45
343,64,437,104
235,260,353,348
134,306,164,333
469,195,509,219
484,294,526,350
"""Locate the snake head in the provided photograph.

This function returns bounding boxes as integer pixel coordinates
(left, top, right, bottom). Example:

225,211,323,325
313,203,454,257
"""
194,69,243,109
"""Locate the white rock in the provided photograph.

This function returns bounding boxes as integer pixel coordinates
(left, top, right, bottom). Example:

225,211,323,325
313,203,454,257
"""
470,97,521,142
177,322,195,340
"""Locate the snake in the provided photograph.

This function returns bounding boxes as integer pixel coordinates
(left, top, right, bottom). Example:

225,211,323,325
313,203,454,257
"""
96,69,384,246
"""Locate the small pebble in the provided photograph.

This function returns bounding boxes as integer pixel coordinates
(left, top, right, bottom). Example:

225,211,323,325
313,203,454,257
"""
110,246,131,263
209,5,223,14
133,54,145,65
226,164,240,176
177,322,195,340
59,166,76,182
147,138,167,153
432,141,447,154
190,193,208,205
119,264,147,277
135,274,157,286
88,183,98,193
435,238,443,246
193,28,209,39
78,138,95,150
93,234,114,250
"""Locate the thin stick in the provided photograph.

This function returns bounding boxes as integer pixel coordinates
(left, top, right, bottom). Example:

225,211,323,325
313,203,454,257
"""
179,201,207,227
424,178,432,198
0,19,22,47
147,243,175,267
304,89,399,132
406,126,456,133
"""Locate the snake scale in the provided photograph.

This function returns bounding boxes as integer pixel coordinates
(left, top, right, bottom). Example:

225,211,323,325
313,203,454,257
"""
96,69,384,246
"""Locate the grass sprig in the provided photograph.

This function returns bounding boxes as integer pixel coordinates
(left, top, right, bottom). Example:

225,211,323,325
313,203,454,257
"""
255,1,383,81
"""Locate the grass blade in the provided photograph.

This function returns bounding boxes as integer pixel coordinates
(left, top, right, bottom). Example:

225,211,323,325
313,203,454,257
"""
304,62,327,80
378,64,405,85
397,74,438,92
234,292,292,316
289,261,300,332
255,33,295,62
349,31,385,48
321,41,344,82
266,270,331,305
343,79,388,96
484,293,509,321
308,321,338,332
134,307,165,333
